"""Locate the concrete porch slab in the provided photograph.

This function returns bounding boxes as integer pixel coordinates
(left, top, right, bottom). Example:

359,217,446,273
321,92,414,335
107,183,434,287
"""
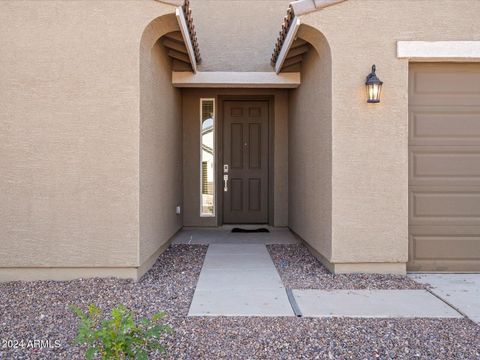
409,274,480,323
173,227,299,245
292,289,463,319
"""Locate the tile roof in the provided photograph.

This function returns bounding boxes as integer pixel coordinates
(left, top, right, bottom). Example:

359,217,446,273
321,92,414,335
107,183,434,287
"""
271,4,295,67
159,0,201,71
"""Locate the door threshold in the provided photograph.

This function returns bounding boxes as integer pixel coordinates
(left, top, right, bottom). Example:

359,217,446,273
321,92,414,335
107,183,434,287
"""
221,224,272,230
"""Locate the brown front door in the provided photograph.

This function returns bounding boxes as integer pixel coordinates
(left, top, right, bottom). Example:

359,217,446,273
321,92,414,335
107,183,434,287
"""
223,100,269,224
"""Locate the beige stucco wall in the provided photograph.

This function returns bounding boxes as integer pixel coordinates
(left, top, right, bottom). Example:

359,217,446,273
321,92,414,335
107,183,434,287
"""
139,18,183,265
295,0,480,271
288,25,332,260
182,89,289,227
3,0,479,279
0,0,178,279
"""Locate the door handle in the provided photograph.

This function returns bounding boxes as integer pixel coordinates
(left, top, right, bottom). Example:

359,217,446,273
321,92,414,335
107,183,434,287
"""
223,175,228,192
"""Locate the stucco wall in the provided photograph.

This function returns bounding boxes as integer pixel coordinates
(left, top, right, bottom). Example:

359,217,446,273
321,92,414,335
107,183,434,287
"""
191,0,291,72
288,26,332,260
3,0,479,278
139,27,183,265
298,0,480,268
0,0,176,275
182,89,289,227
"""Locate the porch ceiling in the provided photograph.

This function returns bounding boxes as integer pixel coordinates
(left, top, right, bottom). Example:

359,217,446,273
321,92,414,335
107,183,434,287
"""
162,0,302,88
159,0,348,75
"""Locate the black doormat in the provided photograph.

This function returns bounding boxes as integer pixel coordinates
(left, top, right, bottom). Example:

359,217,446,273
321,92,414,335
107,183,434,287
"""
231,228,270,233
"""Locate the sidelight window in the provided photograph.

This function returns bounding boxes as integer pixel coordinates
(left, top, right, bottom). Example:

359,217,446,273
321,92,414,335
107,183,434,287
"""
200,99,215,217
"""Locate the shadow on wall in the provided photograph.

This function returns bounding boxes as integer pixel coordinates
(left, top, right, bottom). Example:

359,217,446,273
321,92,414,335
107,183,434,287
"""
288,24,333,264
139,14,183,267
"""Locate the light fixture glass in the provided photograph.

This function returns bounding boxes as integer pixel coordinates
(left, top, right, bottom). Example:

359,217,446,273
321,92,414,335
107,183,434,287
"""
366,65,383,103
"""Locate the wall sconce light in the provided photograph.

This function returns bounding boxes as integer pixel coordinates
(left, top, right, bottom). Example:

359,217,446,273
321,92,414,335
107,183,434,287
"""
366,65,383,103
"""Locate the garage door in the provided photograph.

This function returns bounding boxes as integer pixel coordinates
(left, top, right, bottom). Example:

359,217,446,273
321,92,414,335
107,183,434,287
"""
409,63,480,271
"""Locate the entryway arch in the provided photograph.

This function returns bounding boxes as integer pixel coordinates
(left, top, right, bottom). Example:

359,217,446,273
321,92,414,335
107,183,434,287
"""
288,23,334,266
139,13,184,268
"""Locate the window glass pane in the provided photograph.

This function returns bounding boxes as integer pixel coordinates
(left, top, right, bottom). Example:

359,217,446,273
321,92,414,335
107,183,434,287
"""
201,99,215,217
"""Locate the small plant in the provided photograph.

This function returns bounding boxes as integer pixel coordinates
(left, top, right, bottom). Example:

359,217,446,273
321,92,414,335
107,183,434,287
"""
71,304,171,360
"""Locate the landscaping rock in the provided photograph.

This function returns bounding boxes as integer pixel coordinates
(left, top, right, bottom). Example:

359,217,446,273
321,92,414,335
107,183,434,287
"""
1,244,478,359
267,244,426,290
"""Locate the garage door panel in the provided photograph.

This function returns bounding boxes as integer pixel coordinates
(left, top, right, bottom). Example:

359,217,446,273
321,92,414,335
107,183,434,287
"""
408,259,480,272
410,186,480,225
409,107,480,146
412,236,480,260
409,146,480,186
409,226,480,271
409,63,480,106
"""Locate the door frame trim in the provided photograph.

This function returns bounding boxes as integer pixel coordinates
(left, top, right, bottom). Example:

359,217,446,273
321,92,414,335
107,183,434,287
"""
217,96,275,225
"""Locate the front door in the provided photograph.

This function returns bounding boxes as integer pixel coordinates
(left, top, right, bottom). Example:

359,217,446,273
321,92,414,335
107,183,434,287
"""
223,100,269,224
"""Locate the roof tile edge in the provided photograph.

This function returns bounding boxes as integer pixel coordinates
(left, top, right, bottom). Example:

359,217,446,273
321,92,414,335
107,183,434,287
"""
155,0,201,63
271,4,295,66
182,0,201,63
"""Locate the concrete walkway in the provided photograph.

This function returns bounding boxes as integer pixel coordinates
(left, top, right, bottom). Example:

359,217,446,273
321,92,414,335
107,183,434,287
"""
292,289,462,318
183,228,469,319
410,274,480,323
189,243,293,316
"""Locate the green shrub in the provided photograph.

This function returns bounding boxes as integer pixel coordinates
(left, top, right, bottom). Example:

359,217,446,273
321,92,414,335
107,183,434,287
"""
71,304,171,360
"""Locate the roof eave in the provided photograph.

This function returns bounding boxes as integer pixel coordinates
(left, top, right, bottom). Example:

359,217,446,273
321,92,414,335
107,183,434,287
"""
155,0,185,6
271,0,347,72
291,0,347,17
176,7,197,73
275,17,301,74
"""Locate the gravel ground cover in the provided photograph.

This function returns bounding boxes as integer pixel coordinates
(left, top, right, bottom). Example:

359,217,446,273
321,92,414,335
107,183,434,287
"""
267,244,426,290
0,245,207,359
2,243,479,359
170,317,480,359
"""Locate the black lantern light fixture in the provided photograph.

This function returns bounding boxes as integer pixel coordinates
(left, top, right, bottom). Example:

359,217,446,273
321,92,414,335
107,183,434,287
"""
366,65,383,103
